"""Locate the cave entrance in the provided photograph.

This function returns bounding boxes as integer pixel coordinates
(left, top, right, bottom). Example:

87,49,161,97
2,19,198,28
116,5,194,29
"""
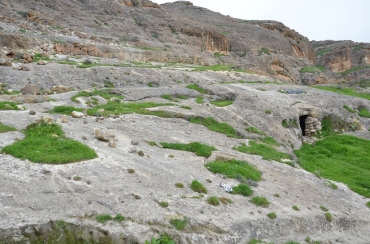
299,115,308,136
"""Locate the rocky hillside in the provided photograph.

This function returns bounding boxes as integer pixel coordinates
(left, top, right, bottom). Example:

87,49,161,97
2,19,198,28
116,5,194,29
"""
0,1,370,244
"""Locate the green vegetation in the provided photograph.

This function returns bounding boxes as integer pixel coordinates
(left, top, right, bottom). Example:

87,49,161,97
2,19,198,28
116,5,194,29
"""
1,122,97,164
340,66,369,75
210,100,233,107
195,96,204,104
145,235,176,244
245,126,266,136
176,95,187,99
192,64,247,72
285,242,300,244
234,141,289,162
0,122,17,133
292,206,300,211
357,79,370,88
267,212,277,219
260,137,279,146
343,105,356,113
325,212,332,222
148,141,157,146
180,105,191,110
127,168,135,174
160,142,216,158
205,159,261,181
86,101,174,117
95,214,125,223
214,52,227,58
354,44,363,51
175,183,184,188
300,65,326,73
48,106,84,115
250,196,270,207
316,49,332,56
161,94,173,100
19,29,26,33
207,196,220,206
295,134,370,197
189,117,242,138
190,180,207,193
282,119,298,128
358,107,370,118
32,53,52,62
247,240,273,244
233,184,253,196
265,109,271,114
320,206,328,212
366,202,370,209
71,89,124,102
312,86,370,101
258,47,270,55
159,201,169,208
219,197,233,205
170,217,187,230
186,84,207,94
0,102,19,110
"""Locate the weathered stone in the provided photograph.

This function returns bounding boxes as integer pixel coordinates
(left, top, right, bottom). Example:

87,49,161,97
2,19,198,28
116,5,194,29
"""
29,110,36,115
131,140,139,145
71,111,85,118
128,146,137,153
20,85,38,95
94,129,115,142
0,58,12,66
51,86,70,93
61,115,69,123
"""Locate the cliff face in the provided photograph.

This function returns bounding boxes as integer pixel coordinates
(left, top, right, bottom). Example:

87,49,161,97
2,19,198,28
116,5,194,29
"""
0,0,316,83
300,40,370,85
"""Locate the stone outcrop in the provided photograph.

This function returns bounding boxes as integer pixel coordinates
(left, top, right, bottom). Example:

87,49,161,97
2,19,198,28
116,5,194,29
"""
54,43,108,57
0,34,30,49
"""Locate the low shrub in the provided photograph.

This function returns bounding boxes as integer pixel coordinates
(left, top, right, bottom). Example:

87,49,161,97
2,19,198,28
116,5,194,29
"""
207,196,220,206
233,184,253,196
160,142,216,158
190,180,207,193
250,196,270,207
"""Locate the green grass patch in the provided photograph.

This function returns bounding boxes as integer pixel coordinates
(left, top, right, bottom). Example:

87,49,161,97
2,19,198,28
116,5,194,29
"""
176,95,187,99
267,212,277,219
312,86,370,101
245,126,266,135
71,89,123,102
219,197,233,205
161,94,173,100
295,135,370,197
358,107,370,118
258,47,270,55
300,65,326,73
145,235,175,244
282,119,298,128
195,96,204,104
247,240,273,244
210,100,233,107
260,137,279,146
205,159,261,181
325,212,332,222
207,196,220,206
292,206,300,211
191,64,247,72
180,105,191,110
366,202,370,209
186,84,207,94
316,49,332,56
0,122,17,133
48,106,84,115
190,180,207,193
250,196,270,207
214,52,227,58
175,183,184,188
0,102,19,110
86,101,173,117
357,79,370,88
343,105,356,113
340,66,368,75
1,122,97,164
148,141,157,146
159,201,169,208
95,214,125,224
233,184,253,196
189,117,241,138
170,217,187,230
160,142,216,158
234,141,289,162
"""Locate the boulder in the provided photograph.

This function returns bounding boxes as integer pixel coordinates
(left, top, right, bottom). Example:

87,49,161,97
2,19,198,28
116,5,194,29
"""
94,129,115,142
20,85,38,95
51,86,70,93
0,58,12,66
71,111,85,118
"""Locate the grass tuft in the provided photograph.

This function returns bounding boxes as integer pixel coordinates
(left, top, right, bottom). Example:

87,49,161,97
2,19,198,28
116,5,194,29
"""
160,142,216,158
189,117,241,138
292,206,300,211
169,217,187,230
260,137,279,146
233,184,253,196
186,84,207,94
190,180,207,194
207,196,220,206
325,212,332,222
219,197,233,205
266,212,277,219
210,100,233,107
0,102,19,110
48,106,83,115
245,126,266,135
159,201,169,208
343,105,356,113
195,96,204,104
250,196,270,207
0,122,17,133
175,183,184,188
358,107,370,118
206,159,261,181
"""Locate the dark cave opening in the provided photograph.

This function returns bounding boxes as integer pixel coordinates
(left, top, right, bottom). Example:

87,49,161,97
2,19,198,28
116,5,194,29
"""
299,115,308,136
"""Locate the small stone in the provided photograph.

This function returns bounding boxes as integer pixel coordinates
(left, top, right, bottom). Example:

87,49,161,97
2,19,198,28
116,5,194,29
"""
82,136,87,140
29,110,36,115
61,115,68,123
109,141,116,148
131,140,139,145
71,111,84,118
128,146,137,153
83,119,88,124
